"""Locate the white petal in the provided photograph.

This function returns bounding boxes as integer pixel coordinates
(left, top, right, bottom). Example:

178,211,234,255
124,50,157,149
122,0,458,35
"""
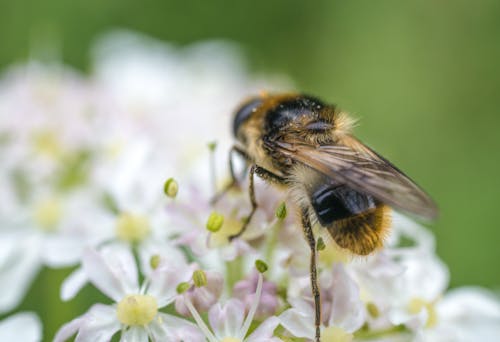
279,306,315,339
120,326,148,342
399,252,449,301
208,299,245,339
147,266,188,308
75,304,120,342
439,287,500,321
0,233,42,313
149,313,205,342
42,234,84,267
137,239,186,277
54,316,85,342
82,245,138,301
246,316,280,342
329,263,366,332
0,312,42,342
61,267,88,301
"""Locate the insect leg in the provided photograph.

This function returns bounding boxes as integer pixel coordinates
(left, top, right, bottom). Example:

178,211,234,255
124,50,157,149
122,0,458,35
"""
228,164,257,240
301,207,321,342
210,145,249,205
229,165,286,241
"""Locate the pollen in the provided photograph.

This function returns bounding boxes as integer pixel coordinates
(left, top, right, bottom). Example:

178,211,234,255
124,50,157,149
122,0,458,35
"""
408,297,438,328
34,198,62,231
322,326,354,342
116,294,158,326
209,215,241,247
115,212,151,243
221,338,241,342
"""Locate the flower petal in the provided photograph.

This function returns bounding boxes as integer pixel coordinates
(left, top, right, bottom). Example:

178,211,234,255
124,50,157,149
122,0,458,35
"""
0,312,42,342
120,326,148,342
329,263,366,332
208,299,245,339
42,234,85,267
75,304,120,342
0,233,42,313
149,313,205,342
246,316,280,342
61,267,88,301
54,316,85,342
82,245,138,301
279,304,315,339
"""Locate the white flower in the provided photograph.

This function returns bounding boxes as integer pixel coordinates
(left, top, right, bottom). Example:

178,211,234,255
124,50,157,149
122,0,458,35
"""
55,246,202,342
185,272,281,342
0,312,42,342
415,287,500,342
280,263,365,341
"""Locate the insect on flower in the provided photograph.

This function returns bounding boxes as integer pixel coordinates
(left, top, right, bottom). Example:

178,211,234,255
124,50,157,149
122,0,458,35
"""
215,93,438,342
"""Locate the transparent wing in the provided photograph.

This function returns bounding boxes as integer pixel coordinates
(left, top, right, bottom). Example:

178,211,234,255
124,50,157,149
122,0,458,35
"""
273,135,438,220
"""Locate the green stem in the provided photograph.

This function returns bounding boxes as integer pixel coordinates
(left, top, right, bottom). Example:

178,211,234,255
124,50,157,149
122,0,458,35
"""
354,324,408,340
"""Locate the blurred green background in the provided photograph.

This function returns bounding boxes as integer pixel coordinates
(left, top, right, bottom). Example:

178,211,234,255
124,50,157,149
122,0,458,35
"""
1,0,499,339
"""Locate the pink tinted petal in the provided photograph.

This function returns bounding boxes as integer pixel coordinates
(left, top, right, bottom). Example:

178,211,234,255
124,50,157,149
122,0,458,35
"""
208,299,245,339
54,316,85,342
329,263,366,332
149,313,205,342
82,246,138,301
279,306,315,339
61,267,88,301
246,316,280,342
0,312,42,342
75,304,120,342
121,326,148,342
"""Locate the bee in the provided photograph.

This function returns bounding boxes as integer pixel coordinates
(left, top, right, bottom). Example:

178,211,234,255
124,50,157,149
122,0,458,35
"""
220,93,438,342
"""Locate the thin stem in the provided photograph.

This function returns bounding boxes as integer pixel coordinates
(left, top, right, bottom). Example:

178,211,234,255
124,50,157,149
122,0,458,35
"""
239,273,263,339
184,297,218,342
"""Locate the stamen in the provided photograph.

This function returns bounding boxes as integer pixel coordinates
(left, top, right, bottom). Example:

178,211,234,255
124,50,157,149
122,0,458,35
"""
239,273,263,339
184,297,218,342
164,178,179,198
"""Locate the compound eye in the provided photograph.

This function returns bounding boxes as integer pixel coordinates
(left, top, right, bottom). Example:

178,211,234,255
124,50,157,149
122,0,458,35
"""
233,97,263,137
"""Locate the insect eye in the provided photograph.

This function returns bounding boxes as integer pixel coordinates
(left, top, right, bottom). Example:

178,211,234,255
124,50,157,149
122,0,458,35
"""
233,97,263,137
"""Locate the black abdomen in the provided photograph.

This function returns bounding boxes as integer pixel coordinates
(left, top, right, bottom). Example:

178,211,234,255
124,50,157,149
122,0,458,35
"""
311,184,376,226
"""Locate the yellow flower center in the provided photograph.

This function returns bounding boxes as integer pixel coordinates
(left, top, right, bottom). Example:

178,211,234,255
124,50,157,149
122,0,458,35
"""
115,213,151,243
116,294,158,326
408,297,438,328
34,198,62,231
319,242,350,265
32,131,62,159
210,215,242,247
221,338,240,342
323,326,354,342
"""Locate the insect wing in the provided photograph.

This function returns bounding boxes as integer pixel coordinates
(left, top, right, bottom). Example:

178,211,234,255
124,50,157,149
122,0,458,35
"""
275,136,438,220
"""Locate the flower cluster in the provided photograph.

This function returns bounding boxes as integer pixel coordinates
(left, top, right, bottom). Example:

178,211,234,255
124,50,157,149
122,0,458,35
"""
0,31,499,342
